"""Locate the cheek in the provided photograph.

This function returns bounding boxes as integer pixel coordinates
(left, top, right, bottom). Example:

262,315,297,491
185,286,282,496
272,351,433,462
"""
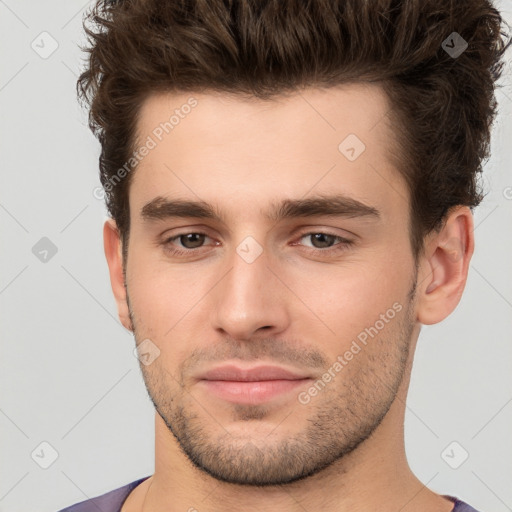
286,258,407,333
128,250,213,326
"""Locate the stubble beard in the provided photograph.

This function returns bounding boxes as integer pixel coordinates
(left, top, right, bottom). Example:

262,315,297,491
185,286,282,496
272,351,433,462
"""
126,277,416,486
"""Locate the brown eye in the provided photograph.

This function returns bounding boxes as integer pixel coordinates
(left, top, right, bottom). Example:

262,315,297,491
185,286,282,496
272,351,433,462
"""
305,233,339,249
162,232,212,256
176,233,207,249
297,232,354,254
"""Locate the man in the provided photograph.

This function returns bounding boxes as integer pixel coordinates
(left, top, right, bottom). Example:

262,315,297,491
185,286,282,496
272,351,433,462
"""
59,0,511,510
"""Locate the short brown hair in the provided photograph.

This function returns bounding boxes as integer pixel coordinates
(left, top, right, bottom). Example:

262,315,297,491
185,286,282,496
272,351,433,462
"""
77,0,511,268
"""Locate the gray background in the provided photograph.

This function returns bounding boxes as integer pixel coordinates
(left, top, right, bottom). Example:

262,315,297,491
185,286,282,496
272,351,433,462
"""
1,1,511,511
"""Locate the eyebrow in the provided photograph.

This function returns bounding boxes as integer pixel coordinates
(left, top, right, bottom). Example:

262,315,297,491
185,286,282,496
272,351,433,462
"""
140,194,381,225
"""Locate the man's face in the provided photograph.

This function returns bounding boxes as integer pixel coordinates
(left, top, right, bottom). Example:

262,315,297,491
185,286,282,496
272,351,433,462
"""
123,85,419,485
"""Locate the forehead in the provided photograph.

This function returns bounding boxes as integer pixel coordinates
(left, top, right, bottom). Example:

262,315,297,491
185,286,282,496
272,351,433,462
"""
135,83,393,148
130,84,407,225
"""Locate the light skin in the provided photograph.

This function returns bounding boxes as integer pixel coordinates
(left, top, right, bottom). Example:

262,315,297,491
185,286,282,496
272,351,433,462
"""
102,84,474,511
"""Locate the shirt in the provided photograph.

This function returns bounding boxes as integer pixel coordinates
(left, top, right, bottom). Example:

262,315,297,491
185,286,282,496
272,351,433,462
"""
56,476,482,512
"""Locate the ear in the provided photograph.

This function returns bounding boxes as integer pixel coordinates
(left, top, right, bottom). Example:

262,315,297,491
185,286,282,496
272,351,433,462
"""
103,218,133,332
416,206,475,325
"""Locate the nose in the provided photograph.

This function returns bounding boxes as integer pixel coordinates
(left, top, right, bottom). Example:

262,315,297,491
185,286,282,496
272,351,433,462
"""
211,241,290,342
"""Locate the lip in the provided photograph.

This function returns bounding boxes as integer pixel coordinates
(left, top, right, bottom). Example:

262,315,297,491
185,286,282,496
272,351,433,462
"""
198,364,310,382
196,364,312,405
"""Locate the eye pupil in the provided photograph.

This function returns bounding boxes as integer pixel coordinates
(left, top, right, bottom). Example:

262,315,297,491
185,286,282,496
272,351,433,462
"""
181,233,205,248
311,233,335,248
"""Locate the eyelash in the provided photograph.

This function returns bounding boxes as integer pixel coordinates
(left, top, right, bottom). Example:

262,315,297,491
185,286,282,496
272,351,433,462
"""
161,230,354,257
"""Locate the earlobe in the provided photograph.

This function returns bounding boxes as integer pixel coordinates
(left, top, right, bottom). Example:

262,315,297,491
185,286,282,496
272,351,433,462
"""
103,218,133,332
416,207,474,325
